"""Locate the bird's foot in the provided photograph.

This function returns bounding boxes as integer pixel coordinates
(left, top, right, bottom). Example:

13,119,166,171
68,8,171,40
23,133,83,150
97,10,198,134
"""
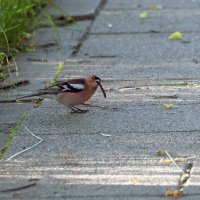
69,106,89,114
70,110,89,114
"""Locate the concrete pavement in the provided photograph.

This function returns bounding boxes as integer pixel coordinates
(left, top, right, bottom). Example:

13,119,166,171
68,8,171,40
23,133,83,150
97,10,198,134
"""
1,0,200,199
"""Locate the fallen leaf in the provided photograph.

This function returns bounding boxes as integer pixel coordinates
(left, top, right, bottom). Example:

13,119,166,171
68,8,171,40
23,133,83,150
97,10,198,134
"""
129,176,138,185
159,157,192,164
165,189,183,198
163,104,177,109
159,158,173,164
165,189,174,196
174,190,183,198
156,150,166,156
139,11,148,19
168,32,183,40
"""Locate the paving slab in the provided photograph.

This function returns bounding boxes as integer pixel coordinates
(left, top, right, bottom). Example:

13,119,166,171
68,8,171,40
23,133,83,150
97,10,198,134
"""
91,9,200,33
1,99,200,199
1,0,200,199
45,0,101,17
0,14,92,156
16,21,91,63
3,99,200,138
60,59,200,80
0,21,91,101
105,0,200,10
1,157,199,199
79,33,200,65
0,104,32,123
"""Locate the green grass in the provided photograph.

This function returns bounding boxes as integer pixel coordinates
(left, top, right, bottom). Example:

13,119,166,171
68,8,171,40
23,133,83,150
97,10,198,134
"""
0,0,76,83
0,0,49,53
0,0,50,80
0,112,28,159
50,62,64,84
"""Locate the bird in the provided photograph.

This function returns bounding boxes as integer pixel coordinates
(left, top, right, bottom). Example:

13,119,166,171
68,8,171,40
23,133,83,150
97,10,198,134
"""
17,75,106,113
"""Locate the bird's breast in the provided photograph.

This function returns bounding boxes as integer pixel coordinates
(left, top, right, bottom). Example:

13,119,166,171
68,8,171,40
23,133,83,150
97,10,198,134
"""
56,86,97,106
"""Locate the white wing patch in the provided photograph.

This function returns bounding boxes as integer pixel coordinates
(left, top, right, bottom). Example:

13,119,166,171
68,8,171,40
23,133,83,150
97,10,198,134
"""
60,82,84,92
61,84,70,90
70,84,84,90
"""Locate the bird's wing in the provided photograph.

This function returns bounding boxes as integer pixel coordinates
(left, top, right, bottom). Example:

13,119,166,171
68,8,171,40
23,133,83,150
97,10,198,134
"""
48,78,85,93
18,79,85,99
58,81,84,93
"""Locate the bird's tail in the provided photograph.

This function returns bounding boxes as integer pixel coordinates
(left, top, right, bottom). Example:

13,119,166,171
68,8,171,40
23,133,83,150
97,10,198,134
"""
17,91,49,100
17,88,60,100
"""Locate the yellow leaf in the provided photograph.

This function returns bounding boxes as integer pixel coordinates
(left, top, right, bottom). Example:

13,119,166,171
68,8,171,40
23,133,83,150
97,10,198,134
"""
165,189,174,196
129,176,138,185
165,189,183,198
168,31,183,40
159,158,185,164
139,11,148,19
163,104,176,109
159,158,172,164
156,150,166,156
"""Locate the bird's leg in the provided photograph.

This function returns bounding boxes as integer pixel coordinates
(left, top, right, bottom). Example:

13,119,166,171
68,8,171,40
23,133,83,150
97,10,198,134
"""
83,103,118,110
83,103,107,109
68,105,89,113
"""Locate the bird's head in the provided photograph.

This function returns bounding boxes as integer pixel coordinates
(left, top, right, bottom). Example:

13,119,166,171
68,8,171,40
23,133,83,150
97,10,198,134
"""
87,75,106,98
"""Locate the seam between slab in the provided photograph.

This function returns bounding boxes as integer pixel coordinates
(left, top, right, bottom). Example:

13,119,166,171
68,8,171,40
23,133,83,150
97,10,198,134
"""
104,8,200,11
71,0,108,55
15,128,200,136
90,30,200,35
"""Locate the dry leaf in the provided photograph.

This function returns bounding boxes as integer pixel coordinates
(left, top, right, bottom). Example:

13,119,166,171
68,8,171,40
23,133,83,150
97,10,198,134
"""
159,157,191,164
165,189,183,198
168,32,183,40
159,158,173,164
156,150,166,156
163,104,176,109
139,11,148,19
129,176,138,185
165,189,174,196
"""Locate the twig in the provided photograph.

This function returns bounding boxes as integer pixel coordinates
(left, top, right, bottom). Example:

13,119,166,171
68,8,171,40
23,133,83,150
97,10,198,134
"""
0,80,29,90
1,182,36,192
150,94,178,99
6,125,43,161
162,151,194,196
180,162,193,192
100,133,112,137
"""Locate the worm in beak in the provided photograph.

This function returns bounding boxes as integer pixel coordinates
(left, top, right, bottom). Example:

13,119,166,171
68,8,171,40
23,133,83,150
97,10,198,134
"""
94,76,106,98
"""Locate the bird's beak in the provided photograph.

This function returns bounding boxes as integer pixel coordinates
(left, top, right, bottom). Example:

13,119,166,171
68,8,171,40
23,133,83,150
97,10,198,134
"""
95,79,106,98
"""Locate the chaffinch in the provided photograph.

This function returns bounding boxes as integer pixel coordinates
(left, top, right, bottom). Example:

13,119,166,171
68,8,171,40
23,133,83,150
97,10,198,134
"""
18,75,106,113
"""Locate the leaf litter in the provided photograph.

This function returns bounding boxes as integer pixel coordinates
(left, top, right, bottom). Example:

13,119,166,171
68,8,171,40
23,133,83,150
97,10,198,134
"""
168,32,183,40
156,150,194,198
139,11,148,19
163,104,177,109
